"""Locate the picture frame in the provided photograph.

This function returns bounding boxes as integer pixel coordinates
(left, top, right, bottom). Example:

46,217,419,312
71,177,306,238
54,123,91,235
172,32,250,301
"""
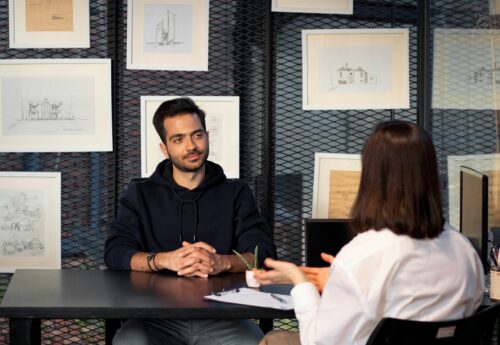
490,0,500,15
0,59,113,152
302,28,409,110
447,154,500,230
127,0,209,71
141,95,240,178
432,28,500,110
0,171,61,273
272,0,353,14
312,153,361,219
9,0,90,49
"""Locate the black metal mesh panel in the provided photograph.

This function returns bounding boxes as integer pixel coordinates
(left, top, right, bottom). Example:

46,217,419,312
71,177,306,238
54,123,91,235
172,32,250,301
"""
430,0,499,227
0,1,115,343
271,1,418,264
115,0,267,198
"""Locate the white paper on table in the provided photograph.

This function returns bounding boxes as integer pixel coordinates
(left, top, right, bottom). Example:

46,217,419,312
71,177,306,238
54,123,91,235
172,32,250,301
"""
204,288,293,310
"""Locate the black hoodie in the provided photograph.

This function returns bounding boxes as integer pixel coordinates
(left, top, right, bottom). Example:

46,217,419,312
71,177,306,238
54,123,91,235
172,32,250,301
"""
104,160,276,270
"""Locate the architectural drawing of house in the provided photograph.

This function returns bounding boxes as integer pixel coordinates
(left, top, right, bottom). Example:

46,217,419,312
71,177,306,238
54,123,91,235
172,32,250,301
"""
22,98,73,121
336,63,378,85
470,63,500,85
155,10,177,46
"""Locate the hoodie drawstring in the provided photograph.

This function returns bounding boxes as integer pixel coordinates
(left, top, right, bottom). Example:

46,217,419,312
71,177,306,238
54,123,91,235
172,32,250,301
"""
174,190,204,245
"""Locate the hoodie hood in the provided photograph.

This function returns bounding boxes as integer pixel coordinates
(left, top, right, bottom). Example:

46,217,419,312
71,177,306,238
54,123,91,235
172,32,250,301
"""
150,159,226,192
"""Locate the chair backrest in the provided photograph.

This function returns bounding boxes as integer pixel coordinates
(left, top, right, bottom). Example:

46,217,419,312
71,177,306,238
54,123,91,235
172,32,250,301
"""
365,304,500,345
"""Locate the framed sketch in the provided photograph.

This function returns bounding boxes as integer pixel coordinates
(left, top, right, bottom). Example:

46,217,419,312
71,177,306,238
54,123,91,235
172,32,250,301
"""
127,0,209,71
312,153,361,219
272,0,353,14
302,29,409,110
447,154,500,230
0,59,112,152
141,96,240,178
9,0,90,48
433,29,500,110
0,172,61,273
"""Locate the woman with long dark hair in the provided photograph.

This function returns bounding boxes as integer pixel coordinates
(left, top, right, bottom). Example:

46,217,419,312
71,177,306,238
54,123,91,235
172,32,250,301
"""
255,121,484,345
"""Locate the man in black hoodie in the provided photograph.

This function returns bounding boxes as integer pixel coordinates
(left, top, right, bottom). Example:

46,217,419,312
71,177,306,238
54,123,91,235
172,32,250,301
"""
105,97,276,345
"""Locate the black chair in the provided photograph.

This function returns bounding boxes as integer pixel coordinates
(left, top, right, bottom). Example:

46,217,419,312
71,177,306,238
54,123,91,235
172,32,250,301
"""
365,304,500,345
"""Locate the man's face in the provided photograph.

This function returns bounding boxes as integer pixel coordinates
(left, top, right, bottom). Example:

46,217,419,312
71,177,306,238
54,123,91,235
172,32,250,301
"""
160,113,209,173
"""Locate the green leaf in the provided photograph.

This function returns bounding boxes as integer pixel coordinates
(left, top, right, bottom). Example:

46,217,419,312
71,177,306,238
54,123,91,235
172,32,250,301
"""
253,245,259,269
232,249,253,270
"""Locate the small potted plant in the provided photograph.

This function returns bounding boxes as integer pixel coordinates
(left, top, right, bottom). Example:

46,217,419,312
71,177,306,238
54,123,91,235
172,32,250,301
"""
233,246,260,288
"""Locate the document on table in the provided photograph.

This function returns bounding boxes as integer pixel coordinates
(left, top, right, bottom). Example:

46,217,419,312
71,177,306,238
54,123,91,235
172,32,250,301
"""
204,288,293,310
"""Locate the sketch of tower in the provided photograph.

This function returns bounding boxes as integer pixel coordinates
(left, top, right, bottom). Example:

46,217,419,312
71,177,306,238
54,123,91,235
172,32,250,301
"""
335,63,378,85
155,10,176,46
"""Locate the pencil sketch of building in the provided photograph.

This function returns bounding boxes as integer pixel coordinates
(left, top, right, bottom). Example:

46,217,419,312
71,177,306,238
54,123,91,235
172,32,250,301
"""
22,98,74,121
0,191,44,256
335,63,378,85
470,63,500,85
153,10,180,46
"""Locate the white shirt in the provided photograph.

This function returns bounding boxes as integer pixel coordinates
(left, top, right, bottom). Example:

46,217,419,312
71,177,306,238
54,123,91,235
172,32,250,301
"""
291,224,485,345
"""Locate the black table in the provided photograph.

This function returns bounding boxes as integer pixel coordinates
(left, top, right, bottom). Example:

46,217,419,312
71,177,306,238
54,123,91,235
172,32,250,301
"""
0,269,295,345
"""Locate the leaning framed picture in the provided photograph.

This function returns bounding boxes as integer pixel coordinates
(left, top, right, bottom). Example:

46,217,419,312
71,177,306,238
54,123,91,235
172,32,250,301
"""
272,0,353,14
0,59,113,152
312,153,361,219
0,172,61,273
141,96,240,178
302,28,409,110
447,154,500,231
127,0,209,71
9,0,90,48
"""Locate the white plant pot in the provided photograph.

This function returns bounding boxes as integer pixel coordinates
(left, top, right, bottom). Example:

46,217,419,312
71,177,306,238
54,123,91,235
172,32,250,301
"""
245,270,260,288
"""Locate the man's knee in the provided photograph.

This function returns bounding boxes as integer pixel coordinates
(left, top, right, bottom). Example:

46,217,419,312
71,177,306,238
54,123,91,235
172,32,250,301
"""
258,330,300,345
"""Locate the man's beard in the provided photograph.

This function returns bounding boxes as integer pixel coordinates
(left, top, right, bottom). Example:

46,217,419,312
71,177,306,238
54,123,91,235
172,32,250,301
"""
169,149,209,173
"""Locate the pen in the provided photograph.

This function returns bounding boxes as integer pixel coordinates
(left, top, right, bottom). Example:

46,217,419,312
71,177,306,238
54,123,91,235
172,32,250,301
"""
270,293,287,304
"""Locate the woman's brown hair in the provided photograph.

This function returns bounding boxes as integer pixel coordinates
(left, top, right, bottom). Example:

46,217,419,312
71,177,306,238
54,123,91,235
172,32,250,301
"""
350,121,444,239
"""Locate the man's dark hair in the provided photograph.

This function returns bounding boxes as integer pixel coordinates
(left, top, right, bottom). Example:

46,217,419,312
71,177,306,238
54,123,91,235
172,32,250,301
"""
152,97,206,143
350,120,444,239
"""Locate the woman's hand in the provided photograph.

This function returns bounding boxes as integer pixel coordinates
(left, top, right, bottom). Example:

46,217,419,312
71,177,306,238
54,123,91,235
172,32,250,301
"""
253,258,308,286
298,252,334,293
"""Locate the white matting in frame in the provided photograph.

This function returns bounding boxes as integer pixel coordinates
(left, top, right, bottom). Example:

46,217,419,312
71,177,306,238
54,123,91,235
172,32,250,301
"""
0,59,113,152
9,0,90,48
447,153,500,230
432,29,500,110
141,96,240,178
127,0,209,71
0,171,61,273
302,28,409,110
312,153,361,219
272,0,352,14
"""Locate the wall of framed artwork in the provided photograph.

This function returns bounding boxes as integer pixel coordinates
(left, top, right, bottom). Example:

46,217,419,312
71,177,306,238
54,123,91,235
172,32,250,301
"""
312,153,361,219
302,28,409,110
0,171,61,273
141,95,240,178
447,154,500,231
432,28,500,110
272,0,353,14
127,0,209,71
0,59,112,152
9,0,90,48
